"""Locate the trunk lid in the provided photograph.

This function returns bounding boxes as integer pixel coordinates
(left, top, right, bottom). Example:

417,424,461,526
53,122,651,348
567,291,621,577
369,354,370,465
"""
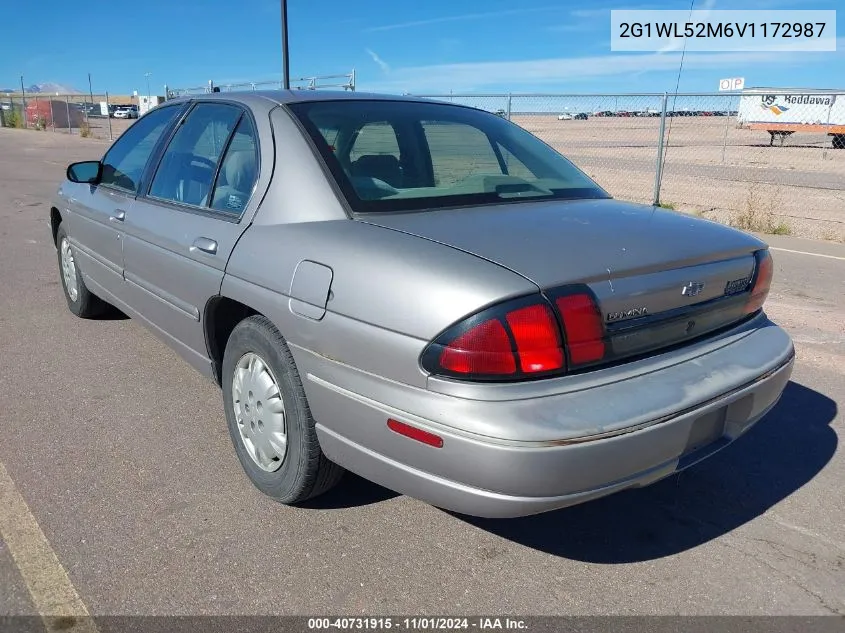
359,199,764,287
361,199,766,359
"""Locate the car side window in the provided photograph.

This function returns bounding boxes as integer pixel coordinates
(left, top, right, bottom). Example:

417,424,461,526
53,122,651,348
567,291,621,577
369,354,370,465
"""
209,116,259,215
148,103,242,208
99,105,182,193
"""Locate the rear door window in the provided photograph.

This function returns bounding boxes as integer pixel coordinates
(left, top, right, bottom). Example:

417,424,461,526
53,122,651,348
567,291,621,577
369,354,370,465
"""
148,103,242,208
209,116,259,215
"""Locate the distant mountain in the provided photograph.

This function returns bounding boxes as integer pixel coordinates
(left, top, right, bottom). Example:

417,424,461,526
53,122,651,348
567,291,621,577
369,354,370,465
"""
30,82,82,94
0,83,81,94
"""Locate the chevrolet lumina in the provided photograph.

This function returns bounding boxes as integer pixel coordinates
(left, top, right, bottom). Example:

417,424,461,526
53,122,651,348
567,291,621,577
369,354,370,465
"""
51,91,794,518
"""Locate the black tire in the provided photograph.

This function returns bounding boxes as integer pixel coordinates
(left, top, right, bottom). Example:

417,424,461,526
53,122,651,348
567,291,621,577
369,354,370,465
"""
222,315,344,503
55,223,107,318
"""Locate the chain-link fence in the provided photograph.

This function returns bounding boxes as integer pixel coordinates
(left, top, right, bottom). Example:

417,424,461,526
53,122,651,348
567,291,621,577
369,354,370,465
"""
0,90,139,140
3,85,842,240
416,91,845,241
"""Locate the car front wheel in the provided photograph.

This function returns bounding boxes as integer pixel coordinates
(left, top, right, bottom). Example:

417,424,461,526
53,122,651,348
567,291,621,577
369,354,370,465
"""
56,223,107,318
222,315,344,504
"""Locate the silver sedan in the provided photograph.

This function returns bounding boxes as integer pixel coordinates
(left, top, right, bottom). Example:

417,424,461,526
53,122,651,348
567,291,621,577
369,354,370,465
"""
51,91,794,517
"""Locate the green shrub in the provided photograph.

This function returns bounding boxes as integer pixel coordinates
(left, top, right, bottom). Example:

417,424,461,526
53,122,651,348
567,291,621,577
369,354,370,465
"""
3,108,22,128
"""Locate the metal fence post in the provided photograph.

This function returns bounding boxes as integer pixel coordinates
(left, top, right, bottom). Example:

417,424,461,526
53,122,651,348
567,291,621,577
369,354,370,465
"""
652,92,668,206
506,93,512,121
20,81,27,129
105,92,113,141
65,96,72,134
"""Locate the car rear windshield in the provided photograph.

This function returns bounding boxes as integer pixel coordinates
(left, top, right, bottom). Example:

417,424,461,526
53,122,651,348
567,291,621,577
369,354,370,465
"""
287,99,610,214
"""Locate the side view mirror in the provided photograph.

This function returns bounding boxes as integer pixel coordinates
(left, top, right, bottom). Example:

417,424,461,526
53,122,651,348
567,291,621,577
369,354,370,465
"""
67,161,102,184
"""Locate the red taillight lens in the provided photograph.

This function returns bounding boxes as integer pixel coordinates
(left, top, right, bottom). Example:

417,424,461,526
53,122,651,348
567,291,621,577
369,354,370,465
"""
505,304,564,373
745,250,773,314
555,293,606,365
425,291,607,380
432,300,566,378
438,318,516,375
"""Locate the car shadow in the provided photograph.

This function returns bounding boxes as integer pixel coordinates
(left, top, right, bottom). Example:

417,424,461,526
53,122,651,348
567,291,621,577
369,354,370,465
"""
455,380,837,563
300,471,399,510
95,305,129,320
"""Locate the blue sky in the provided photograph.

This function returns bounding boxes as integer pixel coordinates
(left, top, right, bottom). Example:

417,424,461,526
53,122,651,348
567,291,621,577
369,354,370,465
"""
1,0,842,95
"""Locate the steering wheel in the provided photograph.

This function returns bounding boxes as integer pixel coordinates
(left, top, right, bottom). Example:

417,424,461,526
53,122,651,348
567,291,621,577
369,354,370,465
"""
189,155,216,171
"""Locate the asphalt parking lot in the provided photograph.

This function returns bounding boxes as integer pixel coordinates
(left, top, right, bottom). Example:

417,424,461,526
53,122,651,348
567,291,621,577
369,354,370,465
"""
0,128,843,619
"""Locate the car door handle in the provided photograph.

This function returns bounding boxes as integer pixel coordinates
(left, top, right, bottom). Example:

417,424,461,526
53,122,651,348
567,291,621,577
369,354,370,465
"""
190,237,218,255
109,209,126,222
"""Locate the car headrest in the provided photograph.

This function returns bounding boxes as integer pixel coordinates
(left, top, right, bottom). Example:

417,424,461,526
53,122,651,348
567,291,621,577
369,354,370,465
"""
224,150,257,191
350,154,402,188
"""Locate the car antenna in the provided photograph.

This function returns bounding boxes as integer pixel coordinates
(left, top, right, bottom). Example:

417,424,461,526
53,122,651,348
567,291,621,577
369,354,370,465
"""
661,0,695,179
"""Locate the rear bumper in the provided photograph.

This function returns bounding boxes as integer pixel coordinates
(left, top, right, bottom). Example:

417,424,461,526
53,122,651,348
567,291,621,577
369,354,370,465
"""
299,318,795,518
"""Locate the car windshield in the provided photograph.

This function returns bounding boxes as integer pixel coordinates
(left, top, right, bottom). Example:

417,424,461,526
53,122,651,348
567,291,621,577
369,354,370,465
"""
288,99,610,214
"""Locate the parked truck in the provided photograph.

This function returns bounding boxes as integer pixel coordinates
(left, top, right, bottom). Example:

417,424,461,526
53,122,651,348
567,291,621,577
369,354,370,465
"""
737,87,845,148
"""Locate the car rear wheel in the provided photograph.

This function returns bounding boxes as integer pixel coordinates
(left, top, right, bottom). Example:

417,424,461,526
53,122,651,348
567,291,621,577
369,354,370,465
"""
56,223,107,318
222,315,344,503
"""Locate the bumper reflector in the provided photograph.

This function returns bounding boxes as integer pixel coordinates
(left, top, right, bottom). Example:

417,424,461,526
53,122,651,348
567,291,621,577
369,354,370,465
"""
387,418,444,448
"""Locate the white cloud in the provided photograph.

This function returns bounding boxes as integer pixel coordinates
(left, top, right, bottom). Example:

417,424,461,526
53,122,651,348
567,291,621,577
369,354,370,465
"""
548,22,598,33
570,9,609,19
364,7,561,33
361,42,843,94
366,48,390,74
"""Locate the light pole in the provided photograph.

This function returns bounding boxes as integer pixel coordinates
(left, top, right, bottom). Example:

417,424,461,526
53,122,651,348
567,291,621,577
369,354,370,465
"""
144,72,152,104
280,0,290,89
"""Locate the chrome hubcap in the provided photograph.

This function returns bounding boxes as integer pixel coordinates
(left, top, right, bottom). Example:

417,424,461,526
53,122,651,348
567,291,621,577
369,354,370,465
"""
232,352,287,472
60,238,78,302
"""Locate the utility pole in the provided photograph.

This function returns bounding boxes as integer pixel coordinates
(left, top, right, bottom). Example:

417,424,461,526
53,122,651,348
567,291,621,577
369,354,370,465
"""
281,0,290,89
87,73,94,123
145,72,152,102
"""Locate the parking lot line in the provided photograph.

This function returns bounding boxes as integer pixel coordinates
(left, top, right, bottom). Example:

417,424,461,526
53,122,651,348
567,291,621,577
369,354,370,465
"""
0,461,98,632
769,247,845,262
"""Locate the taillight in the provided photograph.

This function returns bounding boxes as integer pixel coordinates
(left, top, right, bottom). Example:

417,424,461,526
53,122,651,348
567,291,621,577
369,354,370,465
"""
423,297,565,380
745,249,773,314
438,318,516,375
505,304,563,373
555,293,606,365
421,288,606,381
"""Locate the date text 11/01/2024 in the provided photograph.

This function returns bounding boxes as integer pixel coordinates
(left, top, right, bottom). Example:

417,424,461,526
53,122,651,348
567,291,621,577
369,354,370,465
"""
619,21,828,39
307,617,528,630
